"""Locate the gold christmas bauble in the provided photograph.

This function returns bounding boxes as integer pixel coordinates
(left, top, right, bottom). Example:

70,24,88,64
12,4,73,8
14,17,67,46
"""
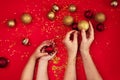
78,20,89,31
7,19,16,27
111,0,118,7
52,4,60,12
63,16,74,26
69,4,77,12
21,13,32,24
95,12,106,23
47,11,55,20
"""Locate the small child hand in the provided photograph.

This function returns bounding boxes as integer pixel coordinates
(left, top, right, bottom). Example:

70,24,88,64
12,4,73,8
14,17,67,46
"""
63,30,78,59
80,21,94,54
31,40,54,60
40,51,57,61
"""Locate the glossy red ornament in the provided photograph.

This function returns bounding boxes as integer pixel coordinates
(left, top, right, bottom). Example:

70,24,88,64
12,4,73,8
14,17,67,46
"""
96,23,105,32
40,42,56,56
72,23,78,30
44,45,55,55
84,10,94,19
0,57,9,68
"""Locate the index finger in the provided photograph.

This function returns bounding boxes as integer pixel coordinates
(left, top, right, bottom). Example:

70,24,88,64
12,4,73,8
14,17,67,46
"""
88,21,94,39
65,30,75,41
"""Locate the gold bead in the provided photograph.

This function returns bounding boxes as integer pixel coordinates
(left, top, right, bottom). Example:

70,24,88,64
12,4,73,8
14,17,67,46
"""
21,13,32,24
52,4,60,12
63,16,74,26
22,38,30,46
111,0,118,7
47,11,55,20
95,12,106,23
7,19,16,27
69,4,77,12
78,20,89,31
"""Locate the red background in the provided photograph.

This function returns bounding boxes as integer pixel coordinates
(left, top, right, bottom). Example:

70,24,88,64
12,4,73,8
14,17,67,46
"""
0,0,120,80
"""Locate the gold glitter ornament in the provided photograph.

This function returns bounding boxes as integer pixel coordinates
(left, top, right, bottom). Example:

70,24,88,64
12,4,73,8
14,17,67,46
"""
111,0,118,7
78,20,89,31
47,11,55,20
7,19,16,27
52,4,60,12
63,16,74,26
69,4,77,12
95,12,106,23
21,13,32,24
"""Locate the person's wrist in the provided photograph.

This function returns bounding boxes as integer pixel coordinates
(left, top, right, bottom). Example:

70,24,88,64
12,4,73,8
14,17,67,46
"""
80,48,89,54
39,58,49,62
30,55,37,61
68,52,77,59
68,53,77,60
38,59,48,64
80,50,90,58
67,57,76,65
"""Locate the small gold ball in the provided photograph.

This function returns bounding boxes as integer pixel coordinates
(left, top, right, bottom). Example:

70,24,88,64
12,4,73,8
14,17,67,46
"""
63,16,74,26
69,4,77,12
47,11,55,20
95,12,106,23
21,13,32,24
7,19,16,27
22,38,30,45
78,20,89,31
111,0,118,7
52,4,60,12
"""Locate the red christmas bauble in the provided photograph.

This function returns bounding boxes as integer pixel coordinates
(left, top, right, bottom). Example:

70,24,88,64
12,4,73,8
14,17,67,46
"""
0,57,9,68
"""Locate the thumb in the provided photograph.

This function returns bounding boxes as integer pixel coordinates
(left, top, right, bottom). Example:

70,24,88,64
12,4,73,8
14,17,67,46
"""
39,53,48,57
81,29,87,40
